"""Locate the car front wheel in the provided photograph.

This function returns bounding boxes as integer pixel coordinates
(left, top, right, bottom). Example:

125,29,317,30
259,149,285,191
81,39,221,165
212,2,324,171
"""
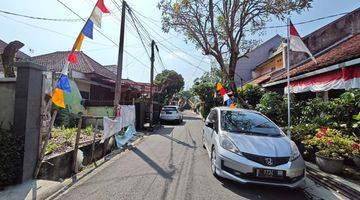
211,147,218,177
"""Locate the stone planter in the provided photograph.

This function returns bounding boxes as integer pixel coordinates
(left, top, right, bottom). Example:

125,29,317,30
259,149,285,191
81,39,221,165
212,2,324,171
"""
315,153,344,174
353,157,360,168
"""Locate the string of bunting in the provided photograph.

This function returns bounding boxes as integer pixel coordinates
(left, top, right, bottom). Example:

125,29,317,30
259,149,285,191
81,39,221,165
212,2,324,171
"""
52,0,110,108
216,83,236,108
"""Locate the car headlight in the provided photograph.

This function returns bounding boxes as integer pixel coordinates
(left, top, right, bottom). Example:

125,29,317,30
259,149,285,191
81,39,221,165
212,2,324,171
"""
290,141,300,161
220,135,241,155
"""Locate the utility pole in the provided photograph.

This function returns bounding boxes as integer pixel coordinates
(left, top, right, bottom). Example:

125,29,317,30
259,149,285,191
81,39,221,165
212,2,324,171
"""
286,18,291,139
149,40,155,128
114,0,127,110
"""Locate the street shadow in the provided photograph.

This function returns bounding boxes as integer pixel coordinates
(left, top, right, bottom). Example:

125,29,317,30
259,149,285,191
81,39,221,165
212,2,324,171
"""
183,116,202,121
158,133,196,149
156,126,174,135
218,177,308,200
132,147,174,180
160,121,186,126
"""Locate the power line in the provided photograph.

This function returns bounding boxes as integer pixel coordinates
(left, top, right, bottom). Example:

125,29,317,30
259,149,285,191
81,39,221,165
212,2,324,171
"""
129,7,211,65
155,50,166,71
0,13,114,47
126,4,209,73
257,11,350,30
126,13,151,58
129,8,250,84
57,0,151,71
0,9,82,22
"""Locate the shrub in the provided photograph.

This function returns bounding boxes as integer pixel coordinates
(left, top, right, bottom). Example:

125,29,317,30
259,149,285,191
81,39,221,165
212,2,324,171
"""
84,124,93,136
290,123,318,144
54,107,80,128
238,84,265,108
351,142,360,158
299,89,360,137
256,92,286,126
300,98,333,126
284,94,305,125
331,90,360,136
303,128,353,159
63,127,77,141
0,129,23,187
46,142,59,155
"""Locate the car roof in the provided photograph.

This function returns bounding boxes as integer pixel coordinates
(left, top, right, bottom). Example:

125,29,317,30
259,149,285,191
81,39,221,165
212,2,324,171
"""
213,106,259,114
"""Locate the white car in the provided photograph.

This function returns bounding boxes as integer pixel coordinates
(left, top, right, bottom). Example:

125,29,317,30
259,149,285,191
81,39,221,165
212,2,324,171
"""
160,106,183,124
203,107,305,188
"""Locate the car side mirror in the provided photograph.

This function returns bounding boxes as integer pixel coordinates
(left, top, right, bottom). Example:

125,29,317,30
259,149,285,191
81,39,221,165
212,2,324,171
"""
206,122,214,129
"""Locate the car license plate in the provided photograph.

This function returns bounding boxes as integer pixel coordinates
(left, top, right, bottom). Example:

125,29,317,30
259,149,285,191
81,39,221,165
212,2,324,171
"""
166,112,172,114
255,168,285,178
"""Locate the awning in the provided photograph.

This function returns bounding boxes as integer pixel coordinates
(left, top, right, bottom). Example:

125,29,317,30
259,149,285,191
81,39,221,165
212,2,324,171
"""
285,65,360,93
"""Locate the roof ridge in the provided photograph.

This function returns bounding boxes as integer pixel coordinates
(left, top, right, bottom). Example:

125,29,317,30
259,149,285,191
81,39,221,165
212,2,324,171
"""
267,33,360,83
81,52,116,76
32,50,70,59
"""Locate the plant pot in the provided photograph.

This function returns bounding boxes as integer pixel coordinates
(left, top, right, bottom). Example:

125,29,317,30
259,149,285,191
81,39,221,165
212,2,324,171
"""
353,157,360,169
315,153,344,174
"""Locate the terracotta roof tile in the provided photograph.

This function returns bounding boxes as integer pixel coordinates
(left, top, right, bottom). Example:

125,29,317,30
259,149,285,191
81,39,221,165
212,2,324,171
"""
249,74,271,85
268,33,360,83
30,51,116,80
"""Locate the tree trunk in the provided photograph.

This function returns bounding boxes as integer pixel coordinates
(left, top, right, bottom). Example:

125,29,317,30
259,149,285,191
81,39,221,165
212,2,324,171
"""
228,61,252,109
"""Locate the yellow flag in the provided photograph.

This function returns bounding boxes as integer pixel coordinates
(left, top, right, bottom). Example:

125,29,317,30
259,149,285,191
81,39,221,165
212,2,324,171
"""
52,88,65,108
73,33,85,51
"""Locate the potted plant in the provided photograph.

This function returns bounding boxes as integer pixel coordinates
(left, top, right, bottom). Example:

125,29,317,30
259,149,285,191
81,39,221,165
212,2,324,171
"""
351,142,360,168
304,127,352,174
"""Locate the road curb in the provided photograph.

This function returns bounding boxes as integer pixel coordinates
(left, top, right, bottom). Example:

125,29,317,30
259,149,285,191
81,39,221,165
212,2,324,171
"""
305,161,360,199
306,162,360,192
46,133,145,200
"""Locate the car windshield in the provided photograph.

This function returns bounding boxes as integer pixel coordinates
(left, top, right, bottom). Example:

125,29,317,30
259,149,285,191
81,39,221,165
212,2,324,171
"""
221,110,283,136
162,107,177,111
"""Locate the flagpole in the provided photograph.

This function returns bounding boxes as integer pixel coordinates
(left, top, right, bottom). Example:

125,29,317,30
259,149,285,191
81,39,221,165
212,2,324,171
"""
286,18,291,139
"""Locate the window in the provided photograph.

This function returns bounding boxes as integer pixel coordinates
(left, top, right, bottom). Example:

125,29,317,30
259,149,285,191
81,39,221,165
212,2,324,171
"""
207,110,219,131
207,110,217,122
162,106,177,111
221,110,283,136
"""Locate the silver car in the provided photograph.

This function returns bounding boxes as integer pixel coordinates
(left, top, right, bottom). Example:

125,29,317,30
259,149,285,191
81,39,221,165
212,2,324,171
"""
202,107,305,188
160,106,183,124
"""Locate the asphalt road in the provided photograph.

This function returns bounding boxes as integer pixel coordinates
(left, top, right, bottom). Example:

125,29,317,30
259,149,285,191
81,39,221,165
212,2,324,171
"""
57,111,312,200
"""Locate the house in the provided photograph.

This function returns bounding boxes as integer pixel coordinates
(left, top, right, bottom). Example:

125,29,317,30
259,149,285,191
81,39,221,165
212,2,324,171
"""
105,65,160,97
249,43,286,85
234,34,284,87
31,51,161,106
0,39,31,77
261,8,360,100
31,51,117,104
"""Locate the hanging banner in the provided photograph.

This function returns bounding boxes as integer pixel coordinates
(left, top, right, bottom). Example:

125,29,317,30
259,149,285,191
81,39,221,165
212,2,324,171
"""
285,65,360,93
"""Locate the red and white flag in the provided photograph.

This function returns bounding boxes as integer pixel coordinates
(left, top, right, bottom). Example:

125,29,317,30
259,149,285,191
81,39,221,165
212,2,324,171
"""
289,21,316,63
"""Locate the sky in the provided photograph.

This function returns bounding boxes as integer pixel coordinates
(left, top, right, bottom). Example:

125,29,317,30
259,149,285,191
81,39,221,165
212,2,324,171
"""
0,0,359,89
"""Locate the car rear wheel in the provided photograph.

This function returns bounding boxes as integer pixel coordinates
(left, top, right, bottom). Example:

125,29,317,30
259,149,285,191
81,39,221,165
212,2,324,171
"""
211,147,218,177
202,133,206,149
